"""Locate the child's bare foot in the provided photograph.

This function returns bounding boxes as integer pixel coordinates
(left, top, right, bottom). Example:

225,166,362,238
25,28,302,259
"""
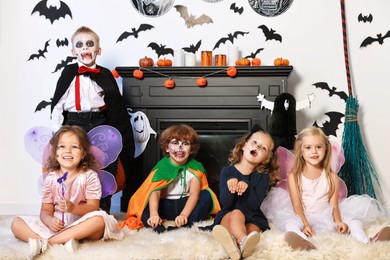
212,225,241,260
284,231,316,251
370,227,390,243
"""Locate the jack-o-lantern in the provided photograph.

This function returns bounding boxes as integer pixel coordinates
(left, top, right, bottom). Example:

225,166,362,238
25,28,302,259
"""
157,58,173,67
226,66,237,77
251,58,261,66
139,56,154,67
274,57,290,66
133,69,144,79
235,58,251,66
196,77,207,87
164,78,175,89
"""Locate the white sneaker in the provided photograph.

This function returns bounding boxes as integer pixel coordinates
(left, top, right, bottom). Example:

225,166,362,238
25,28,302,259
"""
29,238,48,258
212,225,241,260
240,231,260,258
64,238,79,253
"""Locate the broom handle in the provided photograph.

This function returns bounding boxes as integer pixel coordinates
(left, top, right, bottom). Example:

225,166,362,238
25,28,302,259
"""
340,0,353,95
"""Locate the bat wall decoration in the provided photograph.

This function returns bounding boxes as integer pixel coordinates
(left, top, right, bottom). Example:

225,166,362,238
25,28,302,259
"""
360,31,390,47
244,47,264,59
116,24,154,43
148,42,174,58
31,0,72,24
213,31,249,50
182,40,202,54
56,38,68,47
258,25,282,42
230,3,244,15
35,99,52,112
313,111,344,137
313,82,348,101
52,56,76,73
28,40,50,61
174,5,213,28
358,13,373,23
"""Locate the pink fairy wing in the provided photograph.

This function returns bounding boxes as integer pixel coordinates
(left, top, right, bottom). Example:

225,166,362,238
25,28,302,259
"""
87,125,123,168
338,177,348,200
275,146,294,180
330,140,345,173
96,169,117,198
24,126,53,166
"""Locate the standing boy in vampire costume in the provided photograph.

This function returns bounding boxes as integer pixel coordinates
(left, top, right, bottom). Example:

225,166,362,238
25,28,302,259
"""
50,26,136,213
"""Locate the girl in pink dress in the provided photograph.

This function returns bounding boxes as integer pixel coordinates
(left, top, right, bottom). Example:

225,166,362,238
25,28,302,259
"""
261,127,390,250
11,125,124,258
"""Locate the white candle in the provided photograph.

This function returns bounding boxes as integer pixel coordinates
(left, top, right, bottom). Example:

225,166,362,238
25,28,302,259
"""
227,45,238,66
174,49,185,66
185,53,196,66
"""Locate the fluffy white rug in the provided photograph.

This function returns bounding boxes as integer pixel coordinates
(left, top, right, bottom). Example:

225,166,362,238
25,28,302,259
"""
1,214,390,260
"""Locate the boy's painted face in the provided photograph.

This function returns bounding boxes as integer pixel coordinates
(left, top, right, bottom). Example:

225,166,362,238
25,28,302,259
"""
300,135,326,167
166,139,191,166
56,132,85,173
242,132,273,165
71,32,101,67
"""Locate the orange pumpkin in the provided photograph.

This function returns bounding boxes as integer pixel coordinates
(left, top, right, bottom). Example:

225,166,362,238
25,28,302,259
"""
274,57,290,66
196,77,207,87
164,78,175,89
251,58,261,66
133,69,144,79
226,66,237,77
235,58,251,66
111,69,120,78
139,56,154,67
157,58,173,67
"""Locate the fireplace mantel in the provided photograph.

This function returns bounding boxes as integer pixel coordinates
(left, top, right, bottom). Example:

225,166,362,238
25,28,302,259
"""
116,66,293,210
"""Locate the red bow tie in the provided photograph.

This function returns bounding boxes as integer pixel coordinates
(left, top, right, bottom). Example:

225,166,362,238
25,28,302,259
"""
78,66,100,74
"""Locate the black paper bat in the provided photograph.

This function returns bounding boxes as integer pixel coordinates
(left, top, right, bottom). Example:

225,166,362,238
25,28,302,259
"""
182,40,202,54
28,40,50,61
174,5,213,28
56,38,68,47
52,56,76,73
213,31,249,50
313,111,344,137
360,31,390,47
258,25,282,42
244,47,264,59
358,13,373,23
148,42,174,58
313,82,348,101
35,99,52,112
116,24,154,43
31,0,72,24
230,3,243,15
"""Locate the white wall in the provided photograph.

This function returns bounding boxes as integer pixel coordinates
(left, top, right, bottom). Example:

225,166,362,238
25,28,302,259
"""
1,0,389,215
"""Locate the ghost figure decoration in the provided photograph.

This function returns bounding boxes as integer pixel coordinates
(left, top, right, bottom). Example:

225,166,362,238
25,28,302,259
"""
128,109,157,158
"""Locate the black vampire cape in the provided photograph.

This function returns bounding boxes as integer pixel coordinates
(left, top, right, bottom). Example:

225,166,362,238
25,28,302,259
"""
51,63,137,196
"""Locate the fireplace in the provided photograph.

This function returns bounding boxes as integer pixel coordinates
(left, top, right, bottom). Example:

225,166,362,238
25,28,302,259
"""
116,66,293,210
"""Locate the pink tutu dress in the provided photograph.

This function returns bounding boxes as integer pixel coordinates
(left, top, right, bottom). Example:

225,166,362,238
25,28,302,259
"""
18,170,124,240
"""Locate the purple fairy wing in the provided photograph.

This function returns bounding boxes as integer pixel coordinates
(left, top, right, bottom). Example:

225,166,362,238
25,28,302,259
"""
87,125,123,168
330,140,345,173
37,172,49,196
24,126,53,166
96,169,117,198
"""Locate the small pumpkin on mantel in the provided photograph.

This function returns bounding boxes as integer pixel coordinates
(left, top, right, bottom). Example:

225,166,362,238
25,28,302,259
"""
196,77,207,87
251,58,261,66
235,58,251,66
164,78,175,89
157,58,173,67
139,56,154,67
133,69,144,79
274,57,290,66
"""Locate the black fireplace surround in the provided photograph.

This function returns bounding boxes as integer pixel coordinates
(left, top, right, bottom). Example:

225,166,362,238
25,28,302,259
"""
116,66,293,211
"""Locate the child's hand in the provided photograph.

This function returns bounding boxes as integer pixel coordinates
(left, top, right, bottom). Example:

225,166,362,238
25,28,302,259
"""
59,199,74,213
175,214,188,227
227,178,238,193
147,215,162,228
48,217,64,232
336,222,349,234
236,181,248,195
303,224,316,237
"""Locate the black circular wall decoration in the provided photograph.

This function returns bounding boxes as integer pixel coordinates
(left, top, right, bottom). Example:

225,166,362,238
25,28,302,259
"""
131,0,175,17
248,0,293,17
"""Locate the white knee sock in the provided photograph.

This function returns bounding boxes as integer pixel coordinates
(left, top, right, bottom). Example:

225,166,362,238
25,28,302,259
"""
349,220,369,244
